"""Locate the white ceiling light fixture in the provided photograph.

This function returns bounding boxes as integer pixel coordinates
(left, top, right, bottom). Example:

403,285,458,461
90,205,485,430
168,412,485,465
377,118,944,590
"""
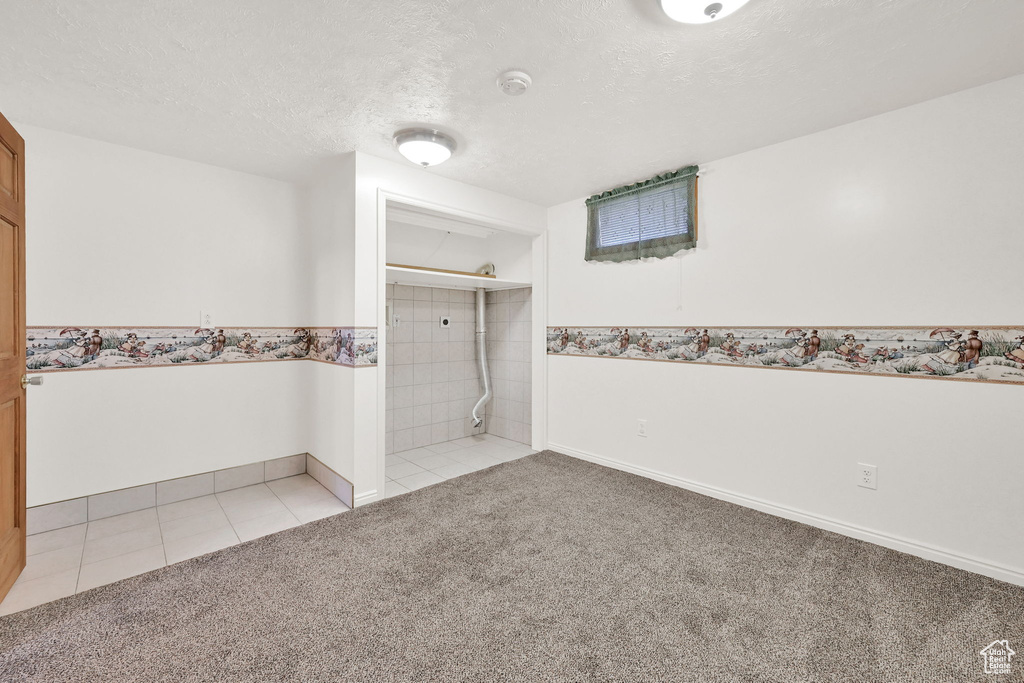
660,0,751,24
393,128,457,167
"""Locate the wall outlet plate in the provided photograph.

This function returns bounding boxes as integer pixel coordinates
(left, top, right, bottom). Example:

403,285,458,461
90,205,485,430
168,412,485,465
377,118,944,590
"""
858,463,877,490
200,310,214,328
439,316,451,328
637,419,648,437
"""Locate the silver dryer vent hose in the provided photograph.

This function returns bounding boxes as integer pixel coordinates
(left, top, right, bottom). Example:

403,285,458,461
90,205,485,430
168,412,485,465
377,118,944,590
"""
470,287,491,428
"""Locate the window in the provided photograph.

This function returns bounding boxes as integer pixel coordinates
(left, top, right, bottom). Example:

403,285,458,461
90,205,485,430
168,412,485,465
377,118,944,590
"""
585,165,698,262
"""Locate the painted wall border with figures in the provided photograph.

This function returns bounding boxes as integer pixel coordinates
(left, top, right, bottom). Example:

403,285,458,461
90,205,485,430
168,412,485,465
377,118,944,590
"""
546,325,1024,386
25,326,379,373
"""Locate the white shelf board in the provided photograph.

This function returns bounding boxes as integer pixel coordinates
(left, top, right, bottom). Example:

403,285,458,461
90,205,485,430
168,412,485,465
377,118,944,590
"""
385,266,530,291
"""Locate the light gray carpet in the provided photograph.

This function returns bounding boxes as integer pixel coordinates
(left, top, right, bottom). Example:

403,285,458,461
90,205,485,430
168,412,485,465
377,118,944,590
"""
1,451,1021,682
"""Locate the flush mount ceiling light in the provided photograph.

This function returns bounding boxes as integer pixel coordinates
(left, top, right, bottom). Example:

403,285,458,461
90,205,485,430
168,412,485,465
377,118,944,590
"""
660,0,751,24
393,128,457,167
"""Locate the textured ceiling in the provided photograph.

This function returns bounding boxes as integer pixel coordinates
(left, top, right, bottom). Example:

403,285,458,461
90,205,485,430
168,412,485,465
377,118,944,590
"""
2,0,1024,206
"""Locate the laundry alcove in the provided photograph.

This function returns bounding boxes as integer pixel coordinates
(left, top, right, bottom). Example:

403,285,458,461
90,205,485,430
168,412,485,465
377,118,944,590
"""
380,199,539,494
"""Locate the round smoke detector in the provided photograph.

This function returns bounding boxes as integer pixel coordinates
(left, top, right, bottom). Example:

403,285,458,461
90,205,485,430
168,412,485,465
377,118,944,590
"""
497,70,532,96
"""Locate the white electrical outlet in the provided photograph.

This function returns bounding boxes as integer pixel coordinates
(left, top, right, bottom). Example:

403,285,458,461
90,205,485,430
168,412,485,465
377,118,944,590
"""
637,419,648,438
200,310,214,328
857,463,877,490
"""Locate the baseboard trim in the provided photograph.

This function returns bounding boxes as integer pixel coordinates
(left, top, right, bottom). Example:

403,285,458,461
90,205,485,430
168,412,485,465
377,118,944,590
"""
354,490,381,507
548,442,1024,588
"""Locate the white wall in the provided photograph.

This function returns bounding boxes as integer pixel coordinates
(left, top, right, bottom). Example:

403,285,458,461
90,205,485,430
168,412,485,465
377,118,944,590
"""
355,152,547,502
21,125,311,505
386,222,533,284
300,155,357,485
19,133,549,506
545,75,1024,583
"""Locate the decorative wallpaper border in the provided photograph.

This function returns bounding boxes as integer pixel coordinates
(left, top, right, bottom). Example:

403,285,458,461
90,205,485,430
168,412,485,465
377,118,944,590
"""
26,326,378,372
547,326,1024,385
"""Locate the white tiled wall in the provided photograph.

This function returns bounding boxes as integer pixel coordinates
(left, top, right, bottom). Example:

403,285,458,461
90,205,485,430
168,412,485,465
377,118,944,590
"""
385,284,484,454
484,287,532,445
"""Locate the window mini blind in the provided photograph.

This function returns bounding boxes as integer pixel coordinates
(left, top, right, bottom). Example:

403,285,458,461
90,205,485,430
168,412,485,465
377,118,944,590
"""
585,165,698,262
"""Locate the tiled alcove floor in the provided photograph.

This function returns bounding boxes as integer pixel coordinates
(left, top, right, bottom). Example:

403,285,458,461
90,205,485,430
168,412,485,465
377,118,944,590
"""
385,434,537,497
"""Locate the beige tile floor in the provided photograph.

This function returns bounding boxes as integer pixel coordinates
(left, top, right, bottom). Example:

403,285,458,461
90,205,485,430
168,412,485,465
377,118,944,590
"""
1,436,536,617
385,434,537,498
1,473,350,616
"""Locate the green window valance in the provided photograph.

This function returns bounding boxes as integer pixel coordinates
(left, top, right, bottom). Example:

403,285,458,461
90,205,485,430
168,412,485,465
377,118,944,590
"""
585,165,699,263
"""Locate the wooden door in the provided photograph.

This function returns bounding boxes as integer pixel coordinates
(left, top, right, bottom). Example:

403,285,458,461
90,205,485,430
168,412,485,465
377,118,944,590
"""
0,110,26,601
